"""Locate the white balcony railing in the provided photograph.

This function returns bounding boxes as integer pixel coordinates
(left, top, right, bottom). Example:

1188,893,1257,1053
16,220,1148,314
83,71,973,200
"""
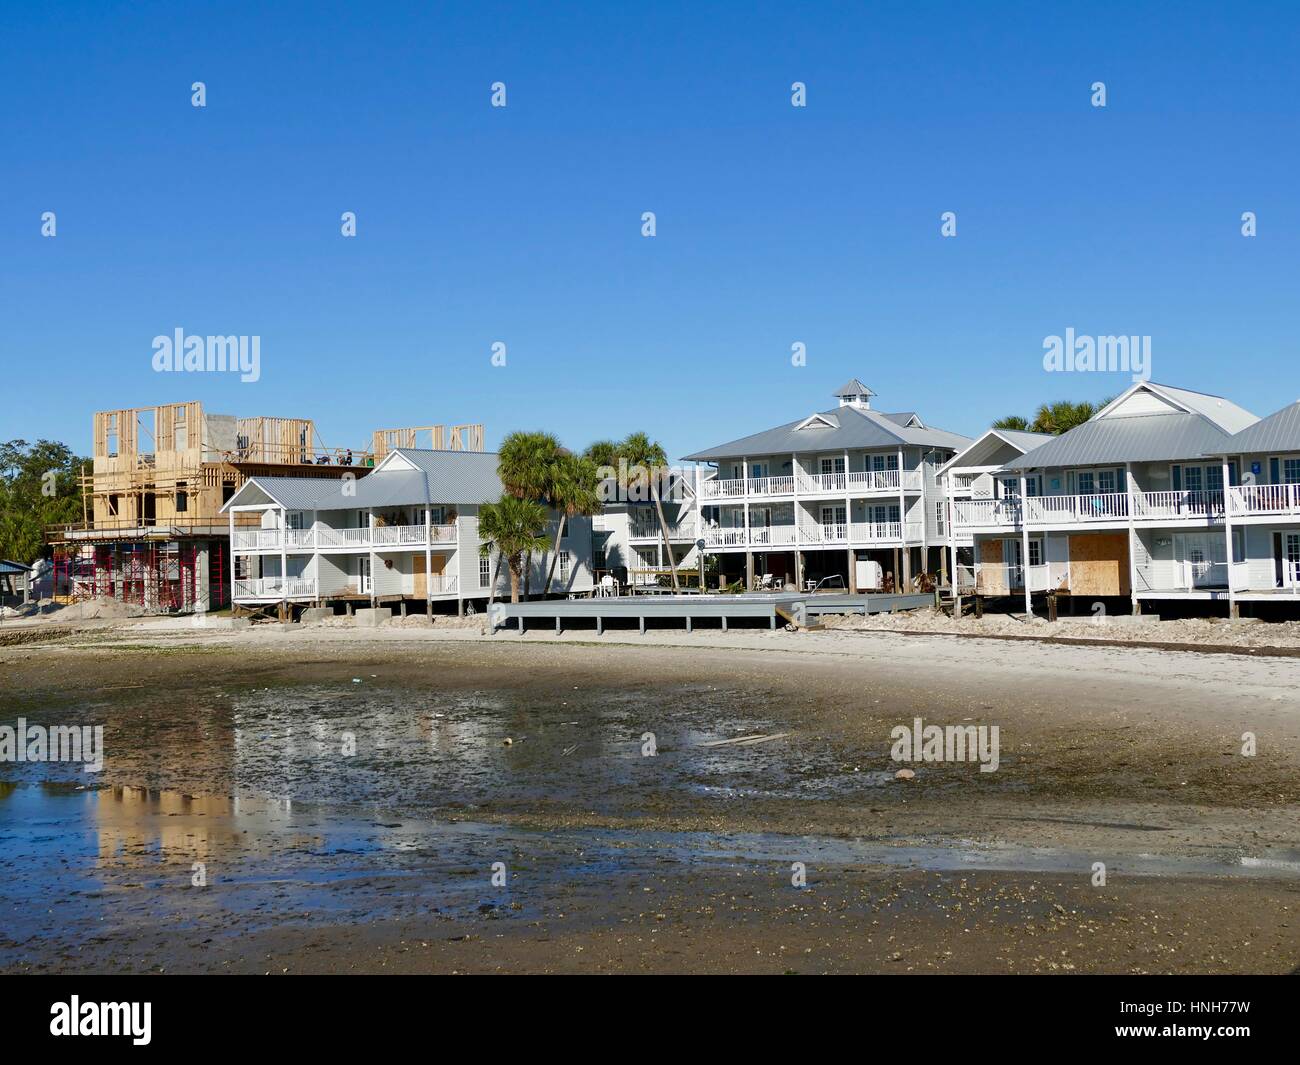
699,522,916,548
954,493,1129,529
699,468,922,498
234,523,459,551
232,576,318,600
1228,483,1300,517
700,478,746,498
1133,490,1224,521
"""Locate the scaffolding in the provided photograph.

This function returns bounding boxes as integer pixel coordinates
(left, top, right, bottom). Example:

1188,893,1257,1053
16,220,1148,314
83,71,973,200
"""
50,541,227,612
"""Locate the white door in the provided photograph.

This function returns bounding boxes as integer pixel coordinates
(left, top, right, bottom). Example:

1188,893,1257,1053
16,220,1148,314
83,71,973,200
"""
357,556,372,594
1005,538,1023,588
1183,533,1224,588
821,505,846,538
1284,533,1300,588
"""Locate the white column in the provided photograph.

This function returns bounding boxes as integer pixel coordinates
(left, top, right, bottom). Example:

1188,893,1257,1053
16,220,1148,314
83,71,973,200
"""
1019,474,1031,616
424,506,433,614
279,505,288,612
791,451,800,549
368,509,376,606
946,471,960,617
1125,462,1139,615
1222,456,1236,617
898,447,909,585
742,457,750,548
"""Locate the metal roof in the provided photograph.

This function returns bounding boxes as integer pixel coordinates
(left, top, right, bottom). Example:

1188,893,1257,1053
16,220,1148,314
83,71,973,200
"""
222,450,504,512
0,559,30,575
1001,412,1242,470
938,428,1052,474
1214,401,1300,455
682,405,970,461
833,378,875,397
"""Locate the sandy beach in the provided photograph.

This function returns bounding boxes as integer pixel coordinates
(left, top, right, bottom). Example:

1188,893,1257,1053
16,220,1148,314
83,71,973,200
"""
1,620,1297,974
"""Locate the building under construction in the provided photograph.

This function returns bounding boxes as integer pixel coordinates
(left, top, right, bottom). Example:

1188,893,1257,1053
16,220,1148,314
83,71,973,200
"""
46,402,483,613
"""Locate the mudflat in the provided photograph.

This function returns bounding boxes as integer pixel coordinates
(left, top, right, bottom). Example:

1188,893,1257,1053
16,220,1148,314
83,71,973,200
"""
2,624,1297,974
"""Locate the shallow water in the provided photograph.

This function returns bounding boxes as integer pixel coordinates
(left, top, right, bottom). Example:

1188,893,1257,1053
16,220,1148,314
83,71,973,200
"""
3,780,1297,968
3,672,1297,969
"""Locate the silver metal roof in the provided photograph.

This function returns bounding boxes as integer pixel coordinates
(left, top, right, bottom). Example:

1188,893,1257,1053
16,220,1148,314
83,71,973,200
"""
938,428,1052,474
222,449,504,512
1001,412,1241,470
682,405,970,461
833,378,875,397
1215,401,1300,455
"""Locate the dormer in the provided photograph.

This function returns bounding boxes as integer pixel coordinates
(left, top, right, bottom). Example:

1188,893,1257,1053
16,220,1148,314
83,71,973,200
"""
833,378,875,410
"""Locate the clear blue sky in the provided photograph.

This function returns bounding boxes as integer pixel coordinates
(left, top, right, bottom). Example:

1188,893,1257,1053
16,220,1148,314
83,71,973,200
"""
3,1,1297,461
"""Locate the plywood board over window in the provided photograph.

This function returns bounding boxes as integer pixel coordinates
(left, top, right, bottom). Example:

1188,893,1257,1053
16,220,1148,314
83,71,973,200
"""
1068,532,1129,596
978,538,1006,595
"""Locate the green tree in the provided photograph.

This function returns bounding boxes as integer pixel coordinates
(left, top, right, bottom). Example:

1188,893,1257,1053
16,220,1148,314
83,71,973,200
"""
991,415,1030,431
1031,400,1097,435
477,495,550,604
615,431,681,593
0,439,88,564
497,431,564,597
541,453,602,592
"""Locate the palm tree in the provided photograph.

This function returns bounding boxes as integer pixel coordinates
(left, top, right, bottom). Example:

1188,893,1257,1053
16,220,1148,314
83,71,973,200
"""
498,430,563,597
498,430,562,500
992,415,1030,431
477,495,550,604
542,453,603,592
618,431,681,592
1032,400,1097,435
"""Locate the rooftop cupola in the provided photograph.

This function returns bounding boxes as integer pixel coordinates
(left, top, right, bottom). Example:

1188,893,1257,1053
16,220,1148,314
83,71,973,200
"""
833,378,875,410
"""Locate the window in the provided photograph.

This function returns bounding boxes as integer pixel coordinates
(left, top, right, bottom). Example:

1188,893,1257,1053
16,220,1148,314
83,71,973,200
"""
934,501,946,536
1184,466,1203,493
1284,458,1300,484
1027,540,1042,567
750,462,769,478
819,457,845,475
1206,466,1223,492
479,555,492,587
1077,472,1095,495
175,482,188,513
872,454,899,471
1097,470,1116,493
287,512,304,529
558,551,571,582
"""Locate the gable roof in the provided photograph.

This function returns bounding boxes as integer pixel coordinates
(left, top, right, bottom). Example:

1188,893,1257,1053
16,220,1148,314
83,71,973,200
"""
1214,400,1300,455
682,405,970,461
221,449,503,512
1002,383,1258,470
938,428,1052,475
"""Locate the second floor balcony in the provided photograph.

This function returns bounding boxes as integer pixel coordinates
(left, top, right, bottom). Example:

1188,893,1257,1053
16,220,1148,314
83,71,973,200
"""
232,523,459,552
700,467,923,500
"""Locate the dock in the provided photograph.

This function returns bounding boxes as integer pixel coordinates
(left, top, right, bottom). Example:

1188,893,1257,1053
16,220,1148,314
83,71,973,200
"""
487,591,934,634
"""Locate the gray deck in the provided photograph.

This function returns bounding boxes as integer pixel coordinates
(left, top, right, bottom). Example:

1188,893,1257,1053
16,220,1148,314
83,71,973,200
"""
487,592,934,634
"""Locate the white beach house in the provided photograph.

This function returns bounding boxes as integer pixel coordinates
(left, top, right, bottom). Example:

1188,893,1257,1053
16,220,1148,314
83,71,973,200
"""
680,379,971,591
951,381,1265,614
220,448,595,615
1211,401,1300,612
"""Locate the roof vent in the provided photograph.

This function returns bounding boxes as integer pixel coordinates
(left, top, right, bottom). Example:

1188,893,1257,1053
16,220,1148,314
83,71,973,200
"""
833,378,875,409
